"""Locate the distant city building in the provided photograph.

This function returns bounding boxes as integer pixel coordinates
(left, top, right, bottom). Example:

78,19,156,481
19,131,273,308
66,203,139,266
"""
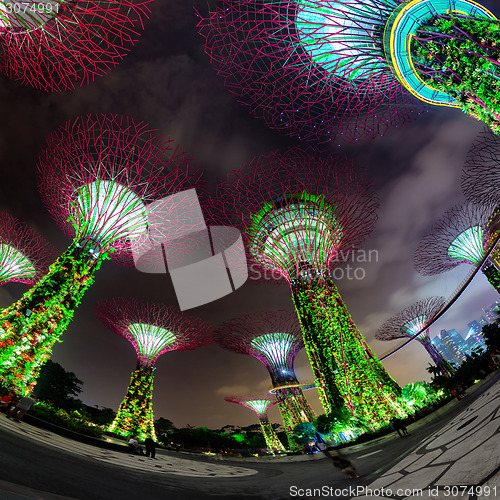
432,330,467,366
479,316,488,327
464,320,487,355
482,302,500,323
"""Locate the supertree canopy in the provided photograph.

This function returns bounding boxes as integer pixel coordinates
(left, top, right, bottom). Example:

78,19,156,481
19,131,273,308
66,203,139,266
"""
0,114,201,396
0,0,151,91
414,202,500,292
462,130,500,269
376,297,455,377
217,310,315,449
198,0,424,144
225,394,286,453
95,298,213,440
214,148,406,428
0,212,52,287
199,0,500,143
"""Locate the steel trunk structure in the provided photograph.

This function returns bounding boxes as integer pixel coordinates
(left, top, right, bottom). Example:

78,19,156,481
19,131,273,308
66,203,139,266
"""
199,0,500,143
376,296,455,377
0,114,201,396
95,298,213,440
217,310,316,449
225,395,286,453
214,148,406,428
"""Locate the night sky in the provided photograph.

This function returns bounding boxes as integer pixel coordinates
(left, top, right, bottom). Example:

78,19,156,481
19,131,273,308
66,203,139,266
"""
0,0,499,430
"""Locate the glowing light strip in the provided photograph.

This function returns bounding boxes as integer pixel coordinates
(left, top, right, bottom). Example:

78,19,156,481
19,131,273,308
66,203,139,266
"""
245,399,272,416
447,225,485,265
128,323,177,365
401,315,428,336
251,333,295,369
0,243,36,282
72,180,148,247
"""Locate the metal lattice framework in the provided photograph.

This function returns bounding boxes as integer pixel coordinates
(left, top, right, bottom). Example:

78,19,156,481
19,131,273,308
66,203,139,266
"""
225,394,286,452
0,114,202,396
0,0,152,91
214,148,407,426
217,310,315,449
376,297,455,377
0,212,52,286
214,148,378,283
38,114,202,263
199,0,500,142
462,130,500,206
198,0,424,144
95,297,213,440
414,202,498,275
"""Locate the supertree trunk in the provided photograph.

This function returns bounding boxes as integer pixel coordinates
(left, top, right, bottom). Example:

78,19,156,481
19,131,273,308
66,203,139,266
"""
0,239,106,394
110,364,156,440
292,277,406,427
482,262,500,293
418,337,455,378
259,416,286,453
274,386,315,450
411,15,500,134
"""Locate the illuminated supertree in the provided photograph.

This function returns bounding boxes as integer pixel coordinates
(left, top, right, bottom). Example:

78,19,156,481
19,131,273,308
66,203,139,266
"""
376,297,455,377
217,310,316,449
214,148,406,428
199,0,500,144
225,394,286,453
95,298,213,440
414,202,500,292
462,130,500,268
0,0,151,91
0,212,52,287
0,114,201,396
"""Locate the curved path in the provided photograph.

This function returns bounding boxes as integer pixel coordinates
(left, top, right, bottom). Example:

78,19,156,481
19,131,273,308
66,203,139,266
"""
0,373,498,499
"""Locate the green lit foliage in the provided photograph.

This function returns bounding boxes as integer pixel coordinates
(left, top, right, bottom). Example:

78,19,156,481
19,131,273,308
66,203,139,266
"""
274,386,315,450
401,381,438,409
30,401,104,438
314,408,367,446
293,277,407,427
110,366,156,441
260,417,287,452
483,263,500,293
0,241,106,395
292,421,319,445
411,15,500,133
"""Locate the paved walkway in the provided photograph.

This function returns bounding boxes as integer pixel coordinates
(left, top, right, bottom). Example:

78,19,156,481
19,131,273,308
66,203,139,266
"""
0,373,498,499
350,377,500,499
0,415,257,479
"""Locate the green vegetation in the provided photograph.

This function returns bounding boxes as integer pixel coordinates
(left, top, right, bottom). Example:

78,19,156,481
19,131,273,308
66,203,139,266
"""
411,15,500,133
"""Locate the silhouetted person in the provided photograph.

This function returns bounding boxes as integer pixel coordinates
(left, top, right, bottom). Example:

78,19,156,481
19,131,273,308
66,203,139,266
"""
128,436,144,455
390,418,409,437
145,437,156,458
7,394,36,422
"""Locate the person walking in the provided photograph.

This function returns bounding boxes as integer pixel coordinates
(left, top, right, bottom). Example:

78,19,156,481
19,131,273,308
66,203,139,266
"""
322,449,360,479
7,394,36,422
145,437,156,459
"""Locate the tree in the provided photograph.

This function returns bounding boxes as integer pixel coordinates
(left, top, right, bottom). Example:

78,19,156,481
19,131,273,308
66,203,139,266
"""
82,405,116,426
154,417,176,443
34,360,83,410
482,322,500,352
